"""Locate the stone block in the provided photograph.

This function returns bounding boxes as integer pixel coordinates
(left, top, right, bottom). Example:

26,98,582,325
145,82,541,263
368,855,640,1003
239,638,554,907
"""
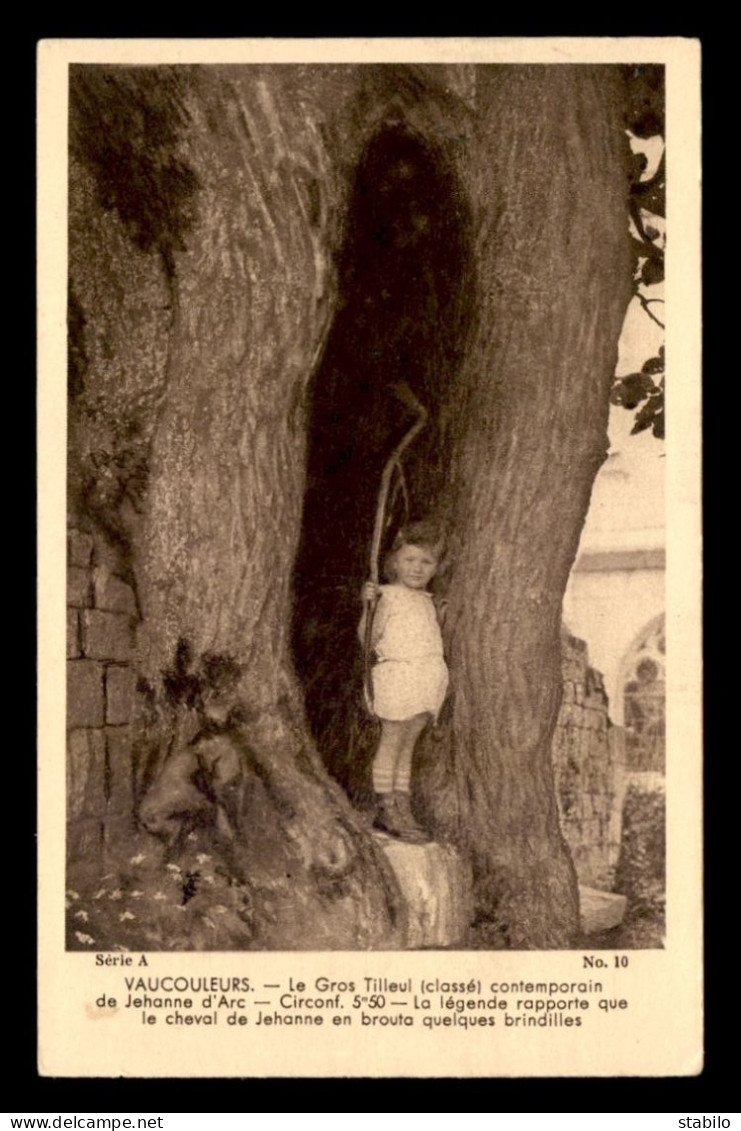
592,865,617,893
587,743,608,774
595,810,610,839
608,725,627,766
566,727,582,761
559,701,579,727
82,610,134,661
592,792,610,820
91,537,124,572
577,848,607,891
93,566,137,615
67,729,106,820
559,724,577,758
67,609,80,659
584,691,607,713
68,529,94,568
67,660,105,728
579,885,627,934
583,791,601,818
579,727,594,759
373,833,473,948
585,677,606,704
67,566,92,608
105,666,137,726
105,725,134,815
570,844,591,880
569,634,588,656
581,708,600,731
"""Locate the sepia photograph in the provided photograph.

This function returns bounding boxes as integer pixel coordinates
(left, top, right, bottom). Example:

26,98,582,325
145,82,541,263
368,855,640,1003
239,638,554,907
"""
39,37,701,1078
62,57,668,953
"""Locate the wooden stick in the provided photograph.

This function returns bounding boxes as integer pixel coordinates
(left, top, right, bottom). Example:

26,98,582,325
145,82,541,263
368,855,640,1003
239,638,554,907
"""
363,383,428,714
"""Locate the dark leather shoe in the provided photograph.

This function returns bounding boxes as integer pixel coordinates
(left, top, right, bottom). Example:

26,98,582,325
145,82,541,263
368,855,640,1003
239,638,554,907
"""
372,793,401,836
392,791,430,844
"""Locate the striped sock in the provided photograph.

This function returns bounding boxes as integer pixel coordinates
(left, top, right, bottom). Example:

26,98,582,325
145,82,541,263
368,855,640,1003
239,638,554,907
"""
372,760,395,795
394,749,413,794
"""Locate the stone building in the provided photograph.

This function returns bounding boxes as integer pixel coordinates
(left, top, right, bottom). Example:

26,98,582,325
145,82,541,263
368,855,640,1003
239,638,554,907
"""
563,302,666,773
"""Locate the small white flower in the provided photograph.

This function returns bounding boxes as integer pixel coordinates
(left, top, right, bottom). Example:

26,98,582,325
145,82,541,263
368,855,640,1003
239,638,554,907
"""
130,890,144,899
74,910,89,922
66,889,80,901
75,931,95,945
213,904,228,915
119,910,136,922
92,888,107,900
202,874,215,885
196,853,212,865
152,891,168,901
113,944,130,952
202,916,217,930
108,889,123,901
186,832,197,842
130,853,146,865
165,863,181,874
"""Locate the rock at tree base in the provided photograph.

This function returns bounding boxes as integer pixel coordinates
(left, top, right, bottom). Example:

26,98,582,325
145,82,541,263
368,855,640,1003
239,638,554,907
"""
373,832,473,948
579,885,627,934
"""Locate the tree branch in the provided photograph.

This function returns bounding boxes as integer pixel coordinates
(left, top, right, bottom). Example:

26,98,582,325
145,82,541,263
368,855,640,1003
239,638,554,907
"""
629,202,664,260
636,292,665,330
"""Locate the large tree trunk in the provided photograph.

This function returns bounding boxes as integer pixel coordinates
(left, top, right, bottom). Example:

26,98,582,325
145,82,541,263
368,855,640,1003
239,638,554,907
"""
133,66,410,949
68,63,632,949
418,67,633,946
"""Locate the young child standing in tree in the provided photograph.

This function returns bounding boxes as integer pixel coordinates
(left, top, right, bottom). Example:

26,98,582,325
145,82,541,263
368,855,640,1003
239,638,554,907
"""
358,521,448,843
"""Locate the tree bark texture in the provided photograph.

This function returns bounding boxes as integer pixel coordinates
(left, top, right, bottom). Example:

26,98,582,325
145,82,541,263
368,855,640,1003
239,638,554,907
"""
416,67,634,946
139,67,417,949
68,64,633,949
67,155,171,580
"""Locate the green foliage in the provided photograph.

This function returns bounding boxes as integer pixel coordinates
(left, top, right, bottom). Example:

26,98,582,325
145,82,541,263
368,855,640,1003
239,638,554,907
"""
622,64,665,139
631,388,665,440
615,779,665,925
586,777,665,948
611,347,665,439
613,66,666,438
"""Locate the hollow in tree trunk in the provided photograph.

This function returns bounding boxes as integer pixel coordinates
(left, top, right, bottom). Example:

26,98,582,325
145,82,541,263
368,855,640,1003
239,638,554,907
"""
68,63,632,949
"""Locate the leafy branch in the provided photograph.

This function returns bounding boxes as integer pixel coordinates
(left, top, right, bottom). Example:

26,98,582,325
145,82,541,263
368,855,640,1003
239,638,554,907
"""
610,346,665,439
636,294,665,331
612,65,666,439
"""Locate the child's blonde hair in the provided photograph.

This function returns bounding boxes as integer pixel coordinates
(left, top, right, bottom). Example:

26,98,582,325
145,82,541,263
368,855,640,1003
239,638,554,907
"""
382,519,445,582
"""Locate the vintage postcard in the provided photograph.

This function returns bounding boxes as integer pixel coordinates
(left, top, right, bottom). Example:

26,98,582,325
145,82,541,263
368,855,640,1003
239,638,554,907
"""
38,36,702,1077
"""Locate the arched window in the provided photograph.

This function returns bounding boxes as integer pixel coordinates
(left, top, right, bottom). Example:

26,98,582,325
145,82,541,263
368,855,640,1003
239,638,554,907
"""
622,614,665,772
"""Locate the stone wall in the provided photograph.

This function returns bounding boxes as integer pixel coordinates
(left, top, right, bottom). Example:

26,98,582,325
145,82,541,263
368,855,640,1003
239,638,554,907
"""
552,629,626,891
67,527,140,864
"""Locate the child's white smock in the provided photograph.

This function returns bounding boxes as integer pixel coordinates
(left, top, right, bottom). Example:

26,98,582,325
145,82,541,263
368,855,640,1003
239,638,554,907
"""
369,584,449,721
